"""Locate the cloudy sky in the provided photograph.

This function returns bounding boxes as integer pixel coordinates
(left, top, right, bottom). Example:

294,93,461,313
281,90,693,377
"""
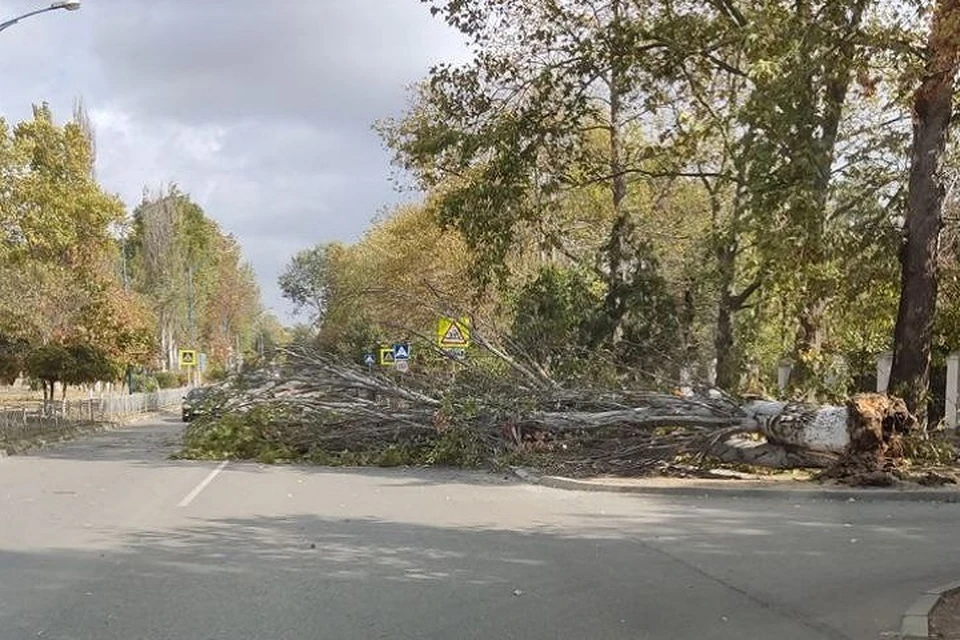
0,0,467,320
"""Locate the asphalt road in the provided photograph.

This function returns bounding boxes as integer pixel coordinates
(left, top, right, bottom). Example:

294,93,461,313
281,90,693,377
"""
1,415,958,640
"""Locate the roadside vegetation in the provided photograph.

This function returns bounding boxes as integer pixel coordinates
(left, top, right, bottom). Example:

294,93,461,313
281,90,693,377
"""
0,103,278,402
180,1,960,486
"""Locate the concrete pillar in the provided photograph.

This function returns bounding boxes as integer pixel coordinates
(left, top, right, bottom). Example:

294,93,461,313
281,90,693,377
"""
877,351,894,394
777,359,794,396
946,353,960,430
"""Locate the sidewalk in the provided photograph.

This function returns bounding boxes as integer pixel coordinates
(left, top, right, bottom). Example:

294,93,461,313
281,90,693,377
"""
511,467,960,503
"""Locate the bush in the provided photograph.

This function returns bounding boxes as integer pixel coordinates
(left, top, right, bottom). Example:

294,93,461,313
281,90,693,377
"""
204,364,229,383
129,373,159,393
154,371,186,389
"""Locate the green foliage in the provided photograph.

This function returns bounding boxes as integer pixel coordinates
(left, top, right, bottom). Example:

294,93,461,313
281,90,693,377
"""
154,371,186,389
62,342,118,386
0,335,29,385
372,0,924,397
180,399,491,469
420,428,487,468
902,433,958,467
511,265,602,378
278,243,342,324
129,373,159,394
26,344,70,386
128,187,263,374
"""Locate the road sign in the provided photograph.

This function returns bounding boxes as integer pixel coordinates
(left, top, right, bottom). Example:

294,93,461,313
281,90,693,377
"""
444,348,467,360
395,359,409,373
378,347,395,366
198,352,208,373
438,317,470,348
179,349,197,368
392,343,411,360
364,353,376,367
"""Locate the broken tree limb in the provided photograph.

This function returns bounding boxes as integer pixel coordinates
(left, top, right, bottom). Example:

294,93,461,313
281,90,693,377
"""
187,346,916,478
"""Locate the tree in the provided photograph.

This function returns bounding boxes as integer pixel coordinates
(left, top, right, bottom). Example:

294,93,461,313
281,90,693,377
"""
280,203,478,358
278,243,343,324
890,0,960,420
511,265,602,378
27,344,70,404
384,0,678,348
0,104,146,389
201,233,262,368
128,187,263,373
388,0,920,392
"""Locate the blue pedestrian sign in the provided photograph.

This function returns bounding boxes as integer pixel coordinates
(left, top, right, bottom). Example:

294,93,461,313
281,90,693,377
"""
392,343,411,360
363,353,375,367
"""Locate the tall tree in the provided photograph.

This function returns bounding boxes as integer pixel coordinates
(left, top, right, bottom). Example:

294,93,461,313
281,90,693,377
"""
890,0,960,419
385,0,675,348
0,104,155,388
129,187,262,372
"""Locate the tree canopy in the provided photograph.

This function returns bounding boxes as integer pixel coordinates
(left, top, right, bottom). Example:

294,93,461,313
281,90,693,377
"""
0,105,270,395
279,0,960,421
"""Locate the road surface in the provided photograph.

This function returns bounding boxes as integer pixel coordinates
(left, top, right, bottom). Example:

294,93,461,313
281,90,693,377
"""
1,414,958,639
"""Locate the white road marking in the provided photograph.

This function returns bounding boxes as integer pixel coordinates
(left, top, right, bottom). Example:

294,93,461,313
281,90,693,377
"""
177,461,228,508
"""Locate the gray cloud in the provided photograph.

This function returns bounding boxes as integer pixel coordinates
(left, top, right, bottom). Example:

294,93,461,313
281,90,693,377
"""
0,0,466,319
94,2,455,127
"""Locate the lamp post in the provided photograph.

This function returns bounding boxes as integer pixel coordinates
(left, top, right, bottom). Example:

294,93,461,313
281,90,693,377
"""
0,1,80,34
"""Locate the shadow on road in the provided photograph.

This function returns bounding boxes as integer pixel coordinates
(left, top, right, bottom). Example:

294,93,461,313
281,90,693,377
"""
0,511,874,640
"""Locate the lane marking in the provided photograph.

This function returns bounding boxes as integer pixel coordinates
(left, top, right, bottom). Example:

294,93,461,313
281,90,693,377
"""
177,461,228,508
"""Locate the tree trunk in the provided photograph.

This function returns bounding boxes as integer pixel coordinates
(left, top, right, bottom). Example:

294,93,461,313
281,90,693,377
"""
791,0,866,388
714,394,915,473
714,256,738,390
602,0,631,345
712,134,757,391
890,0,960,421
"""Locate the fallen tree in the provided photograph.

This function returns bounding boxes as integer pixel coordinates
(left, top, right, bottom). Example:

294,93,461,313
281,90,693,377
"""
182,344,925,483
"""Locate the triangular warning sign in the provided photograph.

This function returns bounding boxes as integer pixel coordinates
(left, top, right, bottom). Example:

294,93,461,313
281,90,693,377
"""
442,323,467,346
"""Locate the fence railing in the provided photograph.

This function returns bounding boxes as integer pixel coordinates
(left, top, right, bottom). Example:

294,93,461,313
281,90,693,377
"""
0,387,188,443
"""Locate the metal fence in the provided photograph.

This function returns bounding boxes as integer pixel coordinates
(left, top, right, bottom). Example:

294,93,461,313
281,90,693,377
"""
0,387,188,443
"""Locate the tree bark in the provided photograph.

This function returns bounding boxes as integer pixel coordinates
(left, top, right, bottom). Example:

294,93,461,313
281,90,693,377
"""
890,0,960,420
602,0,633,346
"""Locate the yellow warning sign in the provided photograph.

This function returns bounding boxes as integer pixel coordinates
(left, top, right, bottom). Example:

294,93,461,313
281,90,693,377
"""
378,347,395,366
179,349,197,367
437,317,470,348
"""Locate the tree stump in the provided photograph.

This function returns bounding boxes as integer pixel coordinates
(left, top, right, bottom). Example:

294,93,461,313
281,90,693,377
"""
817,394,916,485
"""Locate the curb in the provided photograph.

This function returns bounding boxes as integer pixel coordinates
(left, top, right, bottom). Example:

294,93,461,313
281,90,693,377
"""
901,581,960,639
509,468,960,503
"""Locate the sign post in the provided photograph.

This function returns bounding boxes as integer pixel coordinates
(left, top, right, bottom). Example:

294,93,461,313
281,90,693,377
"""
179,349,198,387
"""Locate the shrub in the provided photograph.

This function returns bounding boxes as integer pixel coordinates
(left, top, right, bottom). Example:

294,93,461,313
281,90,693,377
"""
154,371,186,389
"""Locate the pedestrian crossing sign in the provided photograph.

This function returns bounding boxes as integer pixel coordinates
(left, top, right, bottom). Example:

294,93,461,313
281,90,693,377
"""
378,347,395,366
437,317,470,348
179,349,197,367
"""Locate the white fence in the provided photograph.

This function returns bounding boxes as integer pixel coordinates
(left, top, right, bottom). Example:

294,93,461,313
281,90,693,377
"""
0,387,188,443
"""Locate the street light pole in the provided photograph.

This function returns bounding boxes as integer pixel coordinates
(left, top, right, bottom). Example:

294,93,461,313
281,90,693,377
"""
0,1,80,34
